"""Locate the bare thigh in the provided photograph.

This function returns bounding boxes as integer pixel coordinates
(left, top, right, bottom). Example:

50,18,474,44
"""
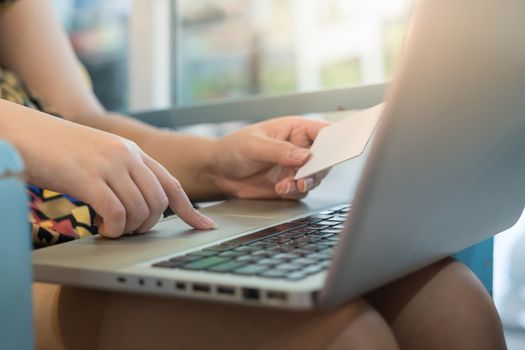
33,283,398,350
34,258,504,350
367,258,506,350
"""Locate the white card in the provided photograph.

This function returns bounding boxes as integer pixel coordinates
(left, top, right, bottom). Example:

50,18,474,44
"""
295,103,385,180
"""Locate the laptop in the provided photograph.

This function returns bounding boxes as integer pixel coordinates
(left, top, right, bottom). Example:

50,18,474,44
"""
33,0,525,309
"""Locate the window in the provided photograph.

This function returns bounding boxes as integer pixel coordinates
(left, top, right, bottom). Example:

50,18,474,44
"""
175,0,411,106
55,0,411,111
54,0,131,111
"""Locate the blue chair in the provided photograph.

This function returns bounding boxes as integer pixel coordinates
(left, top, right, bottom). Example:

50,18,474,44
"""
0,140,33,349
455,238,494,294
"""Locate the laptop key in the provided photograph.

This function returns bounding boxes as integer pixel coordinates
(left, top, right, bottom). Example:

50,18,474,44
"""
276,263,302,271
305,236,322,243
321,229,341,235
316,220,339,226
234,245,260,252
204,245,233,252
246,242,270,249
306,252,330,261
306,233,326,239
275,242,297,251
186,250,216,258
332,204,350,211
274,253,300,261
235,255,257,263
302,244,322,252
260,269,288,278
319,261,331,269
256,258,283,266
316,232,335,239
315,242,336,250
305,224,329,230
291,215,332,225
302,265,324,275
182,256,231,270
319,241,337,248
251,250,272,257
218,250,243,258
152,260,182,269
233,264,268,275
208,260,246,273
168,255,200,263
295,258,317,265
286,271,308,281
320,248,335,256
291,248,312,256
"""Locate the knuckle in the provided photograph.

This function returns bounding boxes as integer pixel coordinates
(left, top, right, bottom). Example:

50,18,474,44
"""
147,194,168,219
159,195,169,209
170,178,183,192
110,139,136,161
135,201,150,220
107,202,126,220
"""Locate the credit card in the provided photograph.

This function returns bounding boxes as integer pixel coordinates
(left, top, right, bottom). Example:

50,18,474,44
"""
295,103,384,180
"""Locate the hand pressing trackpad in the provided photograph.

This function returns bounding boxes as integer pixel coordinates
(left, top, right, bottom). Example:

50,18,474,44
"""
295,103,385,180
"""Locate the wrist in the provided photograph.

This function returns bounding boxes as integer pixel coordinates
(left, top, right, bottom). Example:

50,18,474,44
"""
196,137,228,200
149,130,226,201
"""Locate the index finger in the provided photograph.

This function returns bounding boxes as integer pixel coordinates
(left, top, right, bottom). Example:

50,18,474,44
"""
143,156,216,230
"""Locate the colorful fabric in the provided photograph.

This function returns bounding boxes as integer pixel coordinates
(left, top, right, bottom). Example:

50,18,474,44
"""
1,66,99,248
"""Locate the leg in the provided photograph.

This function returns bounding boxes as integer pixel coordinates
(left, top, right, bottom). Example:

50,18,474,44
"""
34,283,398,350
366,258,506,350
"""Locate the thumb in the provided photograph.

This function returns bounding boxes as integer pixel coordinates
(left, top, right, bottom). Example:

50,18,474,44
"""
246,134,311,167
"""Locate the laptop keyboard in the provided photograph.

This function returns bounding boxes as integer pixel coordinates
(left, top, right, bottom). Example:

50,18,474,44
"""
151,204,350,281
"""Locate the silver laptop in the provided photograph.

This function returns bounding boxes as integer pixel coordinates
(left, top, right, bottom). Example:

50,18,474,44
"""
33,0,525,309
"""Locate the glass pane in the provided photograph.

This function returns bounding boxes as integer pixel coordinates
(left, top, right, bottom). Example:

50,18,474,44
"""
176,0,411,106
53,0,131,111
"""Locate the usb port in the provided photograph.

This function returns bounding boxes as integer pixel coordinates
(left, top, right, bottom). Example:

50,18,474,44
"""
217,286,235,296
175,282,186,291
242,288,260,300
267,291,287,301
192,284,211,293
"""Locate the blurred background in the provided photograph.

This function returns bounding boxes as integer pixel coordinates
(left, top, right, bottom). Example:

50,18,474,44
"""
51,0,525,347
52,0,409,111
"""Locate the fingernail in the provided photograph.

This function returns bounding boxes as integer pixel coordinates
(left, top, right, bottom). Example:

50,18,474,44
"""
284,183,294,194
276,183,287,194
301,178,315,193
199,213,217,229
290,148,310,161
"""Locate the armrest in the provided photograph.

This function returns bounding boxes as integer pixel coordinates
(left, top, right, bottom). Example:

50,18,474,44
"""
455,238,494,294
0,140,33,349
128,84,387,128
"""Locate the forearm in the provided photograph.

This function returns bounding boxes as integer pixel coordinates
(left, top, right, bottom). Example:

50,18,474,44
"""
0,0,223,200
79,112,224,201
0,0,105,121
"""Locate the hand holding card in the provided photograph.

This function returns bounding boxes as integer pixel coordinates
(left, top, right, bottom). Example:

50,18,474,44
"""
295,103,385,180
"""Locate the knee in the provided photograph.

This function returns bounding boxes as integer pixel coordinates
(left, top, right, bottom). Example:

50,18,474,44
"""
322,300,399,350
370,258,506,350
426,259,506,350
